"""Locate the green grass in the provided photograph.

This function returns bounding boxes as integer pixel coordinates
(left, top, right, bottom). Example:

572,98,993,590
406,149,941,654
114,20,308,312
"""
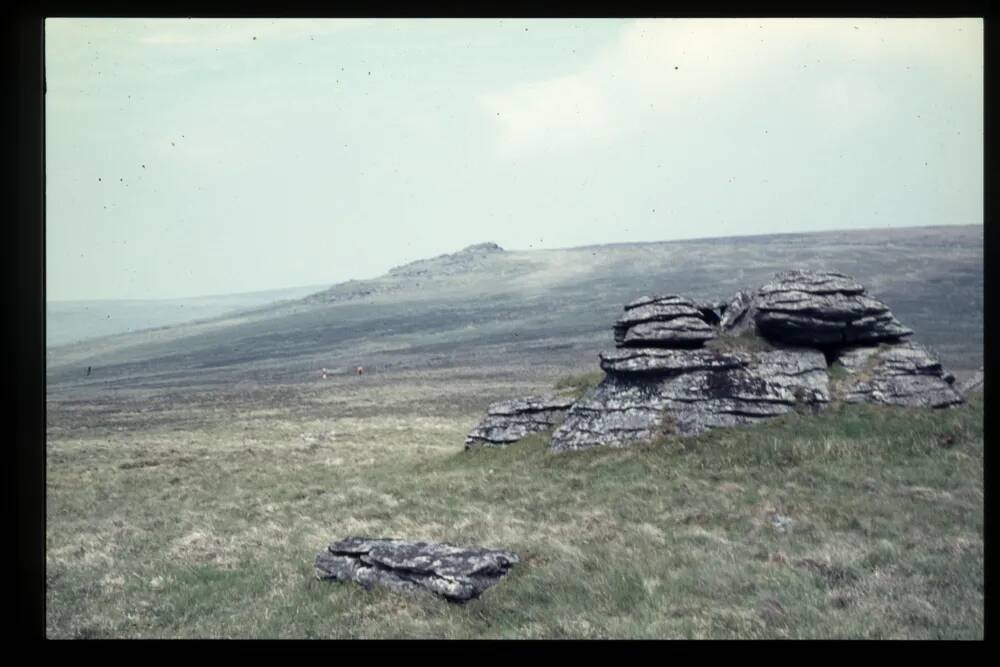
705,330,778,353
827,361,849,382
46,377,983,639
553,371,606,399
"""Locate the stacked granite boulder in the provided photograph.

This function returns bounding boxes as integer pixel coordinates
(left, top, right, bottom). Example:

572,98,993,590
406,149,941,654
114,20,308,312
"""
722,270,961,409
724,271,914,347
547,270,963,452
613,295,721,348
465,270,965,453
551,296,832,451
465,394,574,449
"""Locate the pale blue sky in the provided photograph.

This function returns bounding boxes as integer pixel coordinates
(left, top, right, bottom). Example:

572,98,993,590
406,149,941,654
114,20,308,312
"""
45,18,983,300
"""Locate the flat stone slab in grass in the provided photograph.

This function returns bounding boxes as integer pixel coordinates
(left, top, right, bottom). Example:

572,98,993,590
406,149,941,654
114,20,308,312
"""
315,537,519,603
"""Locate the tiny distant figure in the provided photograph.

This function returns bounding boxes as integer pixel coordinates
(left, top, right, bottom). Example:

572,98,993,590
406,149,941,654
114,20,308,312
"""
86,366,91,377
320,367,328,380
356,366,365,376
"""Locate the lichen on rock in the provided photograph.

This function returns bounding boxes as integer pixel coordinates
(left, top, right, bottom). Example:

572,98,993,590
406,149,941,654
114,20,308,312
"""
545,270,961,452
466,269,964,454
551,348,829,451
732,270,913,347
315,537,519,603
832,342,963,408
464,394,574,448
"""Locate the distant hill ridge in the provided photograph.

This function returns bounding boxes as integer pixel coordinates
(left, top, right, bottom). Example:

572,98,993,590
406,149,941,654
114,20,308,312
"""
46,225,982,392
388,242,505,277
303,242,506,305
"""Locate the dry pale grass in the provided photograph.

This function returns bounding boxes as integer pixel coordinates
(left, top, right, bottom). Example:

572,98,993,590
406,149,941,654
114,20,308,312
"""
45,366,983,639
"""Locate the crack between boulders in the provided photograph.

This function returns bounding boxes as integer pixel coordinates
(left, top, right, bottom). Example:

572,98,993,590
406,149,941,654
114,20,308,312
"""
567,406,663,415
558,425,651,436
755,367,826,377
663,396,800,405
489,407,570,416
603,364,744,376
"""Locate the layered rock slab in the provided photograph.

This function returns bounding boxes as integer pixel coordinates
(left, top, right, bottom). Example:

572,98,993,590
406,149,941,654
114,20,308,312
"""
550,348,830,451
620,317,717,347
464,394,574,448
315,537,519,603
613,295,718,347
833,343,963,408
748,270,913,347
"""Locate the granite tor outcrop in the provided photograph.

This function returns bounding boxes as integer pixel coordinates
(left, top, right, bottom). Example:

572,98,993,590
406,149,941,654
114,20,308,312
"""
467,270,964,454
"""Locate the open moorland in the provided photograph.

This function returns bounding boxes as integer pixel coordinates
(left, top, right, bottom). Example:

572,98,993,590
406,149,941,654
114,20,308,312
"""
45,225,983,638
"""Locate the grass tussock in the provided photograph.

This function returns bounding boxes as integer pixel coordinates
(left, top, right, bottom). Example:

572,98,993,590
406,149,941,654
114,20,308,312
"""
46,372,983,639
553,371,606,399
705,330,778,354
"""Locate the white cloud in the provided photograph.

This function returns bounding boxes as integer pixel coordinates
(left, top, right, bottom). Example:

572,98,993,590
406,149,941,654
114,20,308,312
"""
480,18,982,159
813,77,892,131
46,17,373,50
134,18,374,47
831,18,980,62
479,73,612,159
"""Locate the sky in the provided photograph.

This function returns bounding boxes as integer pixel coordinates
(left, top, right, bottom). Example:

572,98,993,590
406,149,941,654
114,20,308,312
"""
45,18,983,301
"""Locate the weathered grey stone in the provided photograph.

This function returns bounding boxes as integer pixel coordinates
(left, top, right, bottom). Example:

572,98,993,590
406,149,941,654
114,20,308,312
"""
613,296,717,347
957,368,983,396
551,348,829,451
719,290,756,334
315,537,519,603
618,302,705,326
833,343,963,408
757,291,892,322
624,294,694,310
600,348,745,375
540,272,963,453
464,394,574,448
547,377,669,451
757,271,866,296
621,317,717,347
750,271,913,347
